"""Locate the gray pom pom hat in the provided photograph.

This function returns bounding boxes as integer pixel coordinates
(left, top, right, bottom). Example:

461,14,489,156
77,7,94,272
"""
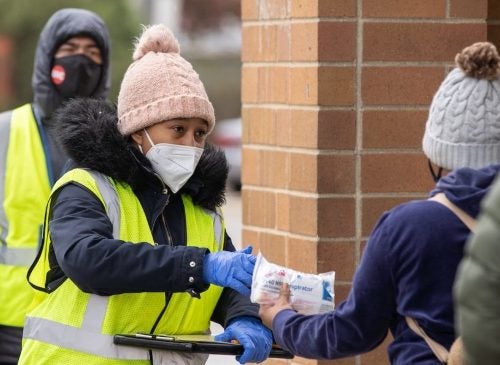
422,42,500,170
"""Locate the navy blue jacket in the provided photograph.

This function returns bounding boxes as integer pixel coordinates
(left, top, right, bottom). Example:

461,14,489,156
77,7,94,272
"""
43,99,258,329
272,165,500,364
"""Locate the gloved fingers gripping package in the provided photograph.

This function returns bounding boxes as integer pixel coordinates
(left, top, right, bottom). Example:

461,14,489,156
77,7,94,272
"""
251,253,335,315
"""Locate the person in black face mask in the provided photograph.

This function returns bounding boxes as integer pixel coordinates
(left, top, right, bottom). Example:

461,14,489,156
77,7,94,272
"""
0,8,110,365
51,36,104,98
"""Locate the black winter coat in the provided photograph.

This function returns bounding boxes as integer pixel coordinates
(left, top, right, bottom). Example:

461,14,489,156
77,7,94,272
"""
44,98,258,328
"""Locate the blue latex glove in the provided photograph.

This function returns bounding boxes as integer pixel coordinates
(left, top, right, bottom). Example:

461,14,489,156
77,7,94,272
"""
203,246,255,296
215,316,273,364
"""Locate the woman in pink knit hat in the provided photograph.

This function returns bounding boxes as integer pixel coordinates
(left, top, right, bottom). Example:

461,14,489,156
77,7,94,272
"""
18,25,273,365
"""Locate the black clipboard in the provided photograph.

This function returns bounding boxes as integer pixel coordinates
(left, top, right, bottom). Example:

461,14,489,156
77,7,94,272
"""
113,333,294,359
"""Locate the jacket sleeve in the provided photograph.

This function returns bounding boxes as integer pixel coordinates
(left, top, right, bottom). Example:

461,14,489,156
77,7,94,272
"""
210,232,260,327
49,183,210,295
271,215,397,359
455,178,500,365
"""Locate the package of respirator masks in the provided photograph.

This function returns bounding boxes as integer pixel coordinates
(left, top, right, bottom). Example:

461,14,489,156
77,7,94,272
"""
251,253,335,315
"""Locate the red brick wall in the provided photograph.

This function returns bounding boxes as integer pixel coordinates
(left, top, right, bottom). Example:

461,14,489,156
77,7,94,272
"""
241,0,494,364
488,2,500,46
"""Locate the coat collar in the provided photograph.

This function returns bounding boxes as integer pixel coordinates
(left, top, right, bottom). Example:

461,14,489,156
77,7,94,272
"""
54,98,228,210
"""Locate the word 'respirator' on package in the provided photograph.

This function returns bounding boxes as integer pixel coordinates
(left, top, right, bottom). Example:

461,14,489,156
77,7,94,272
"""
251,253,335,315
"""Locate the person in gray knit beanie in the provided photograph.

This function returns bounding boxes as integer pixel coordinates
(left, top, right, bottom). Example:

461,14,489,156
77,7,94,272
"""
258,42,500,365
423,42,500,177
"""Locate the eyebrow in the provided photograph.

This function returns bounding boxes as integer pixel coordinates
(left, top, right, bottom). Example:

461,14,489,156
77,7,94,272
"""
62,40,99,48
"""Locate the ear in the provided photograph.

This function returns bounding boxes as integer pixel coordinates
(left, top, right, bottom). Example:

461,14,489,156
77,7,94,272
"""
130,131,143,146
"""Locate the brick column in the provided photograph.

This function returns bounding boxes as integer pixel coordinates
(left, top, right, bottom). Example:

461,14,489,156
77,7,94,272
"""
488,2,500,46
241,1,493,364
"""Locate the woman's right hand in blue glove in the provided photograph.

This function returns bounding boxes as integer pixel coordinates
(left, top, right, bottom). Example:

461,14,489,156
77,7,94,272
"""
202,246,255,296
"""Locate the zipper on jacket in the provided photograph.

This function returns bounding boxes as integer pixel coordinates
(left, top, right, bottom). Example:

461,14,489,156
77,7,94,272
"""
161,210,173,246
150,178,169,231
149,183,175,364
151,186,173,246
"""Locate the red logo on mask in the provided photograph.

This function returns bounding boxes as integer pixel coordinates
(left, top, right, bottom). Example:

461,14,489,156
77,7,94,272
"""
51,65,66,85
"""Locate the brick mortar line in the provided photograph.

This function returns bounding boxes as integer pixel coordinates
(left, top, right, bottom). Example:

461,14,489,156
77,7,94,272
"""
241,103,357,109
362,105,429,110
354,0,363,291
243,185,356,198
318,237,368,243
361,149,424,154
361,149,423,153
243,187,427,200
362,62,455,67
355,0,365,350
243,18,485,25
336,280,357,285
242,225,321,241
361,192,428,198
243,18,357,26
243,104,429,111
243,226,367,243
363,17,484,24
244,145,355,154
243,62,454,67
283,51,292,231
243,62,355,67
244,145,357,153
244,187,427,199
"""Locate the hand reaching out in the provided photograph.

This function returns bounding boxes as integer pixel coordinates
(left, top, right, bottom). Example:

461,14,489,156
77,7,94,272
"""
259,283,294,329
202,246,255,296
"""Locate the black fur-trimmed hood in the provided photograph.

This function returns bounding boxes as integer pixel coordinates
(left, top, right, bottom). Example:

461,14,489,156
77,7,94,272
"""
53,98,228,209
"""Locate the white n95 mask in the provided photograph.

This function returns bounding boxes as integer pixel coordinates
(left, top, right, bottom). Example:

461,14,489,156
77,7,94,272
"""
143,130,203,193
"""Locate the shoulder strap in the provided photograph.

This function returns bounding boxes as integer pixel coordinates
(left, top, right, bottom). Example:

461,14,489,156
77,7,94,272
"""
405,193,476,363
429,193,476,232
405,317,449,364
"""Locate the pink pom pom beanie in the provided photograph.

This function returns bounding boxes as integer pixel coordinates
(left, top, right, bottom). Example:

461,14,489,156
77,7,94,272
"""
117,24,215,135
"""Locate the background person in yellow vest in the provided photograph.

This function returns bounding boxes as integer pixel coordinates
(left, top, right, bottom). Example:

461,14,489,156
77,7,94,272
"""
0,8,110,365
19,24,272,365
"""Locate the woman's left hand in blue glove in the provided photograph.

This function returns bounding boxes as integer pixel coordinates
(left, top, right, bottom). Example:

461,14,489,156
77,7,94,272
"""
215,316,273,364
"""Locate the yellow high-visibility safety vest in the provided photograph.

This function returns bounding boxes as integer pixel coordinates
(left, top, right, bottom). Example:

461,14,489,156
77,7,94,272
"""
0,104,50,327
20,168,225,364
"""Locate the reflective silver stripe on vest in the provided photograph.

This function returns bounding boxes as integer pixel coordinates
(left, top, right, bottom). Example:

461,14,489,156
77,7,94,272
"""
80,172,120,344
205,208,224,250
24,173,223,360
22,171,149,360
0,245,37,266
23,316,148,360
0,110,13,247
89,171,121,239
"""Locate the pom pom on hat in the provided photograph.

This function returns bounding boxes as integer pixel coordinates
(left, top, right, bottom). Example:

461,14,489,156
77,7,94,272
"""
455,42,500,80
422,42,500,170
132,24,180,61
118,24,215,136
